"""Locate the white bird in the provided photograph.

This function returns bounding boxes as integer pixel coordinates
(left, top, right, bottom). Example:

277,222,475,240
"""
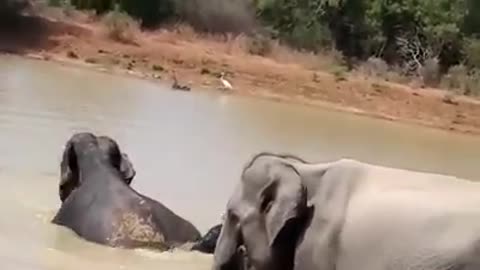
220,72,233,90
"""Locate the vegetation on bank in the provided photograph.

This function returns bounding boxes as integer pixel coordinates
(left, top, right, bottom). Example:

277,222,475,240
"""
0,0,29,21
3,0,480,96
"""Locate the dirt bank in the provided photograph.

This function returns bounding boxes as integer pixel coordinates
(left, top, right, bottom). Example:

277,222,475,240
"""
3,12,480,136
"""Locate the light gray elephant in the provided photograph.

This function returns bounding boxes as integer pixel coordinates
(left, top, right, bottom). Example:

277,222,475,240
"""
213,152,480,270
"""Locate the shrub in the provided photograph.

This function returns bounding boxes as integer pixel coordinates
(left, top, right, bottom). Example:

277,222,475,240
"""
441,65,480,96
464,38,480,70
464,69,480,96
62,0,75,17
358,57,389,78
330,65,348,82
441,64,469,91
384,70,410,84
102,6,139,44
419,57,441,87
70,0,174,27
119,0,174,28
246,33,272,56
0,0,30,20
48,0,62,7
175,0,256,34
286,22,333,52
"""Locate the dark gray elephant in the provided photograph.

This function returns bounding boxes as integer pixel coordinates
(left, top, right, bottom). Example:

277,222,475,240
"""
192,224,222,253
213,152,480,270
52,132,216,252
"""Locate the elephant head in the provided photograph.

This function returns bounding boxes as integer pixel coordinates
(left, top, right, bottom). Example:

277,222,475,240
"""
213,153,310,270
59,132,136,202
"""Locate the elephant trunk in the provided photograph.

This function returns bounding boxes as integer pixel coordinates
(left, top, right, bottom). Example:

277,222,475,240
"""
213,221,243,270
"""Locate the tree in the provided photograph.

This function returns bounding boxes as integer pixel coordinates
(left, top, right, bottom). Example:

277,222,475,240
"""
0,0,30,20
119,0,174,28
360,0,465,70
464,0,480,37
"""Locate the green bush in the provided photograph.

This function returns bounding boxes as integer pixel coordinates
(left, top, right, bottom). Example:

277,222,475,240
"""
175,0,256,34
256,0,334,52
69,0,174,27
48,0,62,7
464,38,480,70
70,0,113,14
464,0,480,37
119,0,174,28
287,22,333,52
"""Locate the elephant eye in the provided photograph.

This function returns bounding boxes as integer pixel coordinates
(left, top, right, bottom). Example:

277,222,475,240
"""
227,209,239,223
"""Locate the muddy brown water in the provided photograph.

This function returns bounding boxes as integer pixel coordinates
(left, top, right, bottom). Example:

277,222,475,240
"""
0,55,479,270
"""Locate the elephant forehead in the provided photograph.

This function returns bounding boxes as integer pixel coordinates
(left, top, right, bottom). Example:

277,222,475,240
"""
241,160,275,187
71,132,97,143
227,188,257,218
232,204,256,220
236,177,266,202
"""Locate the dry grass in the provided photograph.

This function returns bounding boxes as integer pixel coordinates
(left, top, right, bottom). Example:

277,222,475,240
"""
172,23,198,39
140,22,345,75
441,65,480,96
150,23,345,71
17,8,480,135
420,57,441,87
357,57,389,77
354,57,411,84
268,42,343,71
102,9,140,44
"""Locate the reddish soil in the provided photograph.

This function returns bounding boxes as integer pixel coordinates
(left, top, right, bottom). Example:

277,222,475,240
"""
3,11,480,136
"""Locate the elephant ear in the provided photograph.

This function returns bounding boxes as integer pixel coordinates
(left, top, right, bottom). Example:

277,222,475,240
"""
59,139,79,202
98,136,136,185
119,153,135,185
260,162,306,247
